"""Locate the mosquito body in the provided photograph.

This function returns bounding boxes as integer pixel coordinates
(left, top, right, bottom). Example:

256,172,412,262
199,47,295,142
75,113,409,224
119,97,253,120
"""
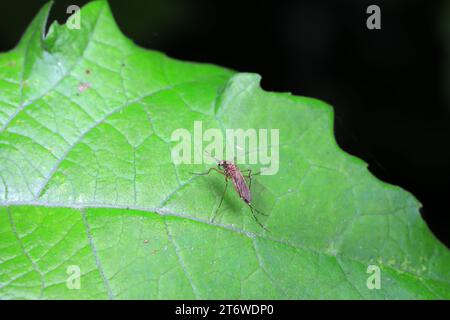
193,159,268,231
218,160,251,203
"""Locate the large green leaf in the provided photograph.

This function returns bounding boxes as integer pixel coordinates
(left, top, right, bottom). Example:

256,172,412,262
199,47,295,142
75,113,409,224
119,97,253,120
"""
0,1,449,299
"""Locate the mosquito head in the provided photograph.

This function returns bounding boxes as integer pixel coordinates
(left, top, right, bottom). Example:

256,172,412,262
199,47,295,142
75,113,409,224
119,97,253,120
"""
218,160,226,167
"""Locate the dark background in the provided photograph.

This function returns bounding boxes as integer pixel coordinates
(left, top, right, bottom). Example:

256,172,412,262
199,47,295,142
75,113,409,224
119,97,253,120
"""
1,0,449,248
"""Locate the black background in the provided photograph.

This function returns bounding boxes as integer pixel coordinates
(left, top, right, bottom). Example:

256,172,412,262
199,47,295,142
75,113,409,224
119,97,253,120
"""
1,0,449,248
1,299,444,318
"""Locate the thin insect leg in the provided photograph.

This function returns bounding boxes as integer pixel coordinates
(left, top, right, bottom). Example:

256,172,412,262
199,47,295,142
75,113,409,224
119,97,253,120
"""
242,169,258,191
242,170,261,191
249,203,269,216
241,169,261,175
248,169,253,191
212,178,229,222
241,169,261,176
248,205,269,231
190,167,225,176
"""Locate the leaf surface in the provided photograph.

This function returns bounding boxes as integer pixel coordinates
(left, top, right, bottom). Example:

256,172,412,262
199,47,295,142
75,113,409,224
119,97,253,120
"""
0,1,449,299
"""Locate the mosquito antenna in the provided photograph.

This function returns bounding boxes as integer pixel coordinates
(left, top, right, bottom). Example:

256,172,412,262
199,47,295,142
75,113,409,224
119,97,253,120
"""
203,149,220,163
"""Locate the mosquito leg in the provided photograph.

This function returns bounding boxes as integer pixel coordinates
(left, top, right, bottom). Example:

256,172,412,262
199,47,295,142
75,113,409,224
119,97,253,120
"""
241,169,256,191
242,170,267,217
212,178,229,222
249,203,269,216
241,169,261,175
191,167,225,176
248,169,253,191
242,169,264,191
248,205,269,231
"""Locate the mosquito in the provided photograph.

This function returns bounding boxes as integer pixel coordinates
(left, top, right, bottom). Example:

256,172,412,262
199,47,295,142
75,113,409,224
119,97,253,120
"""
192,155,269,231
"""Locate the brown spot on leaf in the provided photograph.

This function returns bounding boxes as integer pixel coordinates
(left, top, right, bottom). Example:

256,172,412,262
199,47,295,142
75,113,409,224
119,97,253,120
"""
78,82,91,93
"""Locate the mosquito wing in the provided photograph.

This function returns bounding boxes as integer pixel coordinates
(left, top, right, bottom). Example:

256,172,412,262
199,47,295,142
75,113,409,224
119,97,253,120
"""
232,171,252,203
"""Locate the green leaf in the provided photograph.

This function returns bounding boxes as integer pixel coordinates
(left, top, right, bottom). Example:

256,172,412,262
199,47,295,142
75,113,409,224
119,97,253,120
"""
0,1,449,299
